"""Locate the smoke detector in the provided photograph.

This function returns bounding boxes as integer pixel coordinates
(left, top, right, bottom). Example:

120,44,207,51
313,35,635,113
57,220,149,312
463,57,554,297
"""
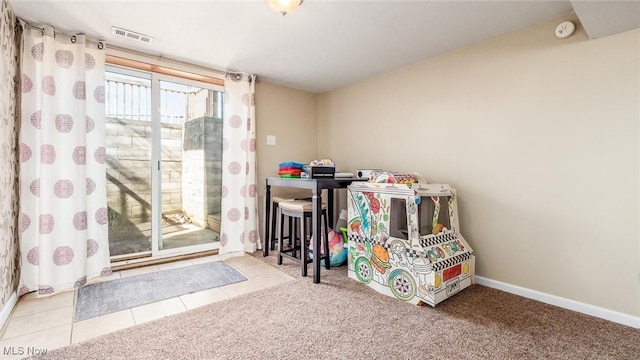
111,26,153,44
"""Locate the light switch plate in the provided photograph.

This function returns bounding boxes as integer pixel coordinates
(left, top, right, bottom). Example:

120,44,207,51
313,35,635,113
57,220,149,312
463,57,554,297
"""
267,135,276,145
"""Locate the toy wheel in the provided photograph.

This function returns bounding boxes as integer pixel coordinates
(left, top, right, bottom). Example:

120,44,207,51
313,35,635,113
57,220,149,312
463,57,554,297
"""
389,269,416,301
354,257,373,284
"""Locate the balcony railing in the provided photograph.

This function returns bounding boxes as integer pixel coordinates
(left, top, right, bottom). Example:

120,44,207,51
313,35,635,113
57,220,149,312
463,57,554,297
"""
105,76,222,124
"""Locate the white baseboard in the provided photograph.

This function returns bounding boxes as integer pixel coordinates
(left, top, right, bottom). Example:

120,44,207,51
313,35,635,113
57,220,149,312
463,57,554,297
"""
0,291,18,331
475,276,640,329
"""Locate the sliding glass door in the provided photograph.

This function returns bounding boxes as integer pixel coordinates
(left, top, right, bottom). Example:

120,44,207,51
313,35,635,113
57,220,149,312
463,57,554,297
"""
105,68,153,257
105,66,223,260
156,77,223,253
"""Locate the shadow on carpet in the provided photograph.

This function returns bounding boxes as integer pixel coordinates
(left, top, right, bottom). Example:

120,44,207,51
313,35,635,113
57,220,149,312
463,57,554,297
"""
75,261,246,321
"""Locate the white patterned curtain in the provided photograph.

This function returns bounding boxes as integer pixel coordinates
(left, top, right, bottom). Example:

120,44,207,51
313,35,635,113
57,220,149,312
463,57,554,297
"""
219,73,260,255
18,25,111,297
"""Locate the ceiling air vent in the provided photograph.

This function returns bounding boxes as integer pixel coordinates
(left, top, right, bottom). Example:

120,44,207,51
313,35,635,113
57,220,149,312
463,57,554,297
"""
111,27,153,44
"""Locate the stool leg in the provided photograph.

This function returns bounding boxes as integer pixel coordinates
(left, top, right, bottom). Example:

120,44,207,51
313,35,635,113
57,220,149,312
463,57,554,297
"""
301,214,307,277
323,210,330,270
277,212,284,265
289,217,296,258
281,208,290,247
270,203,278,251
289,216,299,257
287,215,293,247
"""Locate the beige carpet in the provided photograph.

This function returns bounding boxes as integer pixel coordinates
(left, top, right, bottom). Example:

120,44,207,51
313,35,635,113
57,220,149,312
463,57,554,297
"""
31,253,640,360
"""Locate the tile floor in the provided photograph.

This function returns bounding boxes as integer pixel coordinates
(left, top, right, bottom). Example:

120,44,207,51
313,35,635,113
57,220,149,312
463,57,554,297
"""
0,255,293,359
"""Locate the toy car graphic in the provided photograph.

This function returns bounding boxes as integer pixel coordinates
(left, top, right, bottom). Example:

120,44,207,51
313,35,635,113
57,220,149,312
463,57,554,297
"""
346,176,475,307
370,244,391,274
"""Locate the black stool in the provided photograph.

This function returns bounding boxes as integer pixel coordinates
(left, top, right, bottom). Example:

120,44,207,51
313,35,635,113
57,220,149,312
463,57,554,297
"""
269,195,297,251
277,200,330,277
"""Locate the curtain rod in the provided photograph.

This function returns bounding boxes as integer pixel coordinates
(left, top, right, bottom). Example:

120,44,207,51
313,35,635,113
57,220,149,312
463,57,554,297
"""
225,70,259,83
18,18,105,46
18,18,238,80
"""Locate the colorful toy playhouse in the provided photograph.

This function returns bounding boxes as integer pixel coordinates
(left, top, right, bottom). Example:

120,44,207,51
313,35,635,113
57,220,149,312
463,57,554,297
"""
347,173,474,306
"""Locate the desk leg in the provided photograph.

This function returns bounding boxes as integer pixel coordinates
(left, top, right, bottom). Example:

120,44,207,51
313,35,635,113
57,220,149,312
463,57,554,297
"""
263,182,271,257
327,189,334,229
323,190,332,271
312,184,321,283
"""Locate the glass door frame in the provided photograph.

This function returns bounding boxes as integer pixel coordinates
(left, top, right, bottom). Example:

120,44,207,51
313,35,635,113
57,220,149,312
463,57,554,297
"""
105,64,153,262
151,73,224,257
106,64,223,262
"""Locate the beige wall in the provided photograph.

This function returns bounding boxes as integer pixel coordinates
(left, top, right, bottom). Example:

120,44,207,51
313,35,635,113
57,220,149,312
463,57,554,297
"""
317,16,640,317
255,81,318,231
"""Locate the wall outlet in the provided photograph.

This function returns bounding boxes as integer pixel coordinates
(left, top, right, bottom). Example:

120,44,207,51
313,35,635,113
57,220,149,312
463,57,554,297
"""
267,135,276,146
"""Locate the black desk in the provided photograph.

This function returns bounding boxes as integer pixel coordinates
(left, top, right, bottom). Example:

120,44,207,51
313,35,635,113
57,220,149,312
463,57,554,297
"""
263,177,364,283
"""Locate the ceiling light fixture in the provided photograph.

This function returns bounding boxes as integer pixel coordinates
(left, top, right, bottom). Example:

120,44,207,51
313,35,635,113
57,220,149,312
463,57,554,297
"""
267,0,303,16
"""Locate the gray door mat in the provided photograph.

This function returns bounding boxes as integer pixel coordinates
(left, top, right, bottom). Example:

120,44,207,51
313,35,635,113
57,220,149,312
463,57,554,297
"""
74,261,246,321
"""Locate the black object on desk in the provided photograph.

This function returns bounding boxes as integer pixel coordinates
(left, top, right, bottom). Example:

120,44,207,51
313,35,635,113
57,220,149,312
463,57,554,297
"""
263,177,366,284
302,166,335,179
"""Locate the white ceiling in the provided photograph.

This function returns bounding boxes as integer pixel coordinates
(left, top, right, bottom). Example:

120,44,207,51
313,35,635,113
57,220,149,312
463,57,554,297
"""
8,1,640,93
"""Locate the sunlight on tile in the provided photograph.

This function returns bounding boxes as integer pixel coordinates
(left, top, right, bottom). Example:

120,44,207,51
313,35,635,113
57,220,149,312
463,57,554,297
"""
2,306,73,340
218,278,262,298
11,291,75,318
220,271,294,298
254,271,295,287
0,324,71,359
235,262,285,278
223,255,264,269
72,309,135,344
179,288,229,310
131,298,186,325
0,253,297,355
